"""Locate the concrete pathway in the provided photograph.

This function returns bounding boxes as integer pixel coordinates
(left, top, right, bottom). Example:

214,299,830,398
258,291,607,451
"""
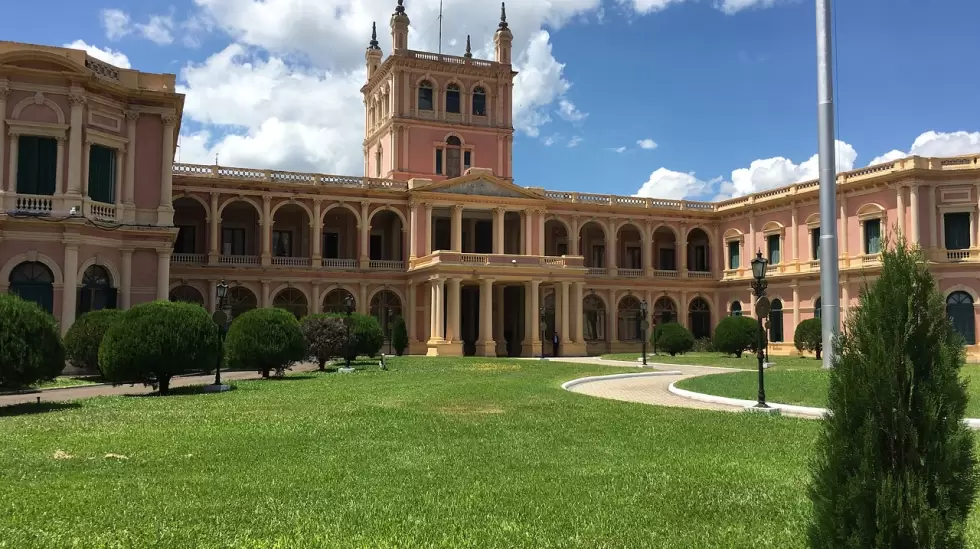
0,362,321,407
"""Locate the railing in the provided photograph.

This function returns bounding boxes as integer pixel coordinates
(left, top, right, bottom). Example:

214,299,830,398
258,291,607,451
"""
13,194,54,214
808,260,820,270
587,267,607,276
461,254,489,265
322,258,358,269
369,260,405,270
618,268,643,278
687,270,713,280
172,163,407,191
407,50,495,68
410,251,586,269
171,253,206,264
653,269,679,278
860,253,881,266
946,249,975,262
219,255,260,266
87,201,116,222
272,256,311,267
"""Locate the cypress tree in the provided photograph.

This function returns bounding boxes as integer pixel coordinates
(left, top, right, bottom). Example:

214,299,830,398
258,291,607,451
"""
808,238,977,548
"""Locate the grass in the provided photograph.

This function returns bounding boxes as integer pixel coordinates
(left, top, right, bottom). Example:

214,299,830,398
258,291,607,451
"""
602,351,825,370
676,366,980,418
1,356,979,547
35,376,104,389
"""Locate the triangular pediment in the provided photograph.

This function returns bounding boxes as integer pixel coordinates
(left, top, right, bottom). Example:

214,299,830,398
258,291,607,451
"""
416,172,544,200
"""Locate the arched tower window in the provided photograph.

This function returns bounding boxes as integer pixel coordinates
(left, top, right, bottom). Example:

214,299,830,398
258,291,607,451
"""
445,136,462,178
446,83,461,114
418,80,433,111
473,87,487,116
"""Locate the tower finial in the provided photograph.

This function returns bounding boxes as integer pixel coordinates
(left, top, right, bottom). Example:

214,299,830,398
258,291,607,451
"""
464,35,472,58
498,2,509,31
369,22,380,49
394,0,406,15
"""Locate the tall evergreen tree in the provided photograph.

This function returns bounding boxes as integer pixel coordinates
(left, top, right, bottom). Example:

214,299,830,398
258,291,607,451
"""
808,239,977,548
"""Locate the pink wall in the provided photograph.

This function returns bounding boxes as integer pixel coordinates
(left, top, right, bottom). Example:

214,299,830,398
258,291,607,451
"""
134,115,163,210
403,127,501,177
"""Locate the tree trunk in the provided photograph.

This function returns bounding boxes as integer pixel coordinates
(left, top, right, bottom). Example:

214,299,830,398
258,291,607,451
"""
158,376,171,395
318,358,326,371
262,367,270,378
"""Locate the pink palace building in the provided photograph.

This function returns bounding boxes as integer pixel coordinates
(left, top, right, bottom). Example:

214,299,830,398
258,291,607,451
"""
2,3,980,358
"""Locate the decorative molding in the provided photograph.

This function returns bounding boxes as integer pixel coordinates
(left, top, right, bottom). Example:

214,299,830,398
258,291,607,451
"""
124,110,141,122
161,114,178,126
68,94,87,106
85,126,129,150
88,108,123,133
11,92,66,125
6,120,69,139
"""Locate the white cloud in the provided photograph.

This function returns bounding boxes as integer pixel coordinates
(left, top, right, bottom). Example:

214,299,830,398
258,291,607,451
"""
635,168,715,200
619,0,781,14
612,146,627,154
137,14,176,45
62,40,131,69
620,0,689,14
543,135,556,147
101,8,179,45
716,0,781,15
636,138,658,150
869,131,980,166
567,136,583,147
101,9,131,40
557,98,587,122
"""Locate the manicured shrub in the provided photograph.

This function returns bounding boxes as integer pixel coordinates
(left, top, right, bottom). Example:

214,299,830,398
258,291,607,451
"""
0,293,65,389
64,309,123,374
301,314,346,370
326,313,384,359
808,239,978,548
794,317,822,359
99,301,219,395
653,322,694,356
712,316,759,358
391,316,408,356
225,307,307,377
692,337,715,353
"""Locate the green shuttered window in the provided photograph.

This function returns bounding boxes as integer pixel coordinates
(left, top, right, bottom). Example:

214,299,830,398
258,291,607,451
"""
16,136,58,195
88,144,116,204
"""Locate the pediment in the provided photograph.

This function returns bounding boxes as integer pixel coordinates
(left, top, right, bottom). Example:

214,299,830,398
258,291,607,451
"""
419,173,544,200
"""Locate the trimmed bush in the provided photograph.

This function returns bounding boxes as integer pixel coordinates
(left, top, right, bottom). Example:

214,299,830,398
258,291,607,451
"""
301,314,347,370
99,301,219,395
391,316,408,356
653,322,695,356
692,337,715,353
326,313,384,359
64,309,123,373
808,239,978,547
0,293,65,389
794,317,822,359
712,316,759,358
225,307,307,377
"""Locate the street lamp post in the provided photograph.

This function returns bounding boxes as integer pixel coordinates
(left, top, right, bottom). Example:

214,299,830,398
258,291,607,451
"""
640,299,649,366
207,280,232,392
750,251,770,409
342,294,355,371
539,306,546,360
387,309,394,356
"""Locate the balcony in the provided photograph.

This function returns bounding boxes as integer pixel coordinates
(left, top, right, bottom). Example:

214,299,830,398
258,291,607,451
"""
172,253,206,264
10,194,54,215
219,255,261,266
410,252,585,270
369,260,406,271
272,256,311,267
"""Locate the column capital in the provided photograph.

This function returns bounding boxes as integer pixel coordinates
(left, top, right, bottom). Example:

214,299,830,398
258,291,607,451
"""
162,114,178,126
424,202,434,212
156,248,173,257
408,200,419,210
451,204,464,214
68,94,87,106
0,87,9,100
124,110,140,122
493,206,506,216
119,247,134,255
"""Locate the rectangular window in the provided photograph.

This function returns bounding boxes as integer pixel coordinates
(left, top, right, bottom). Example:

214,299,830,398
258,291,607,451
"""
944,212,972,250
435,149,443,175
864,219,881,254
693,245,708,271
463,151,471,171
221,228,246,255
592,245,605,268
728,241,740,269
658,247,676,270
87,144,116,203
767,234,781,264
370,234,383,260
418,87,433,111
811,228,820,260
16,135,58,195
175,226,196,254
272,230,292,257
627,247,641,269
323,232,339,258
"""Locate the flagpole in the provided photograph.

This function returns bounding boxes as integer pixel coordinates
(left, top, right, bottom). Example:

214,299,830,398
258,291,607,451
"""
816,0,840,369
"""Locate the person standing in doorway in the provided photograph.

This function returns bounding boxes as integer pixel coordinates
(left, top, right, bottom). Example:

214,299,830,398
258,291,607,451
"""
552,332,561,357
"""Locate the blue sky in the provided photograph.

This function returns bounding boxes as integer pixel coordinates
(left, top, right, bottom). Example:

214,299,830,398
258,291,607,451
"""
3,0,979,200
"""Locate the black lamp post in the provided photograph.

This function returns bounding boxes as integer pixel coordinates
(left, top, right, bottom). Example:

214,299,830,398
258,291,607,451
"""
640,299,649,366
344,294,355,369
211,280,230,388
539,306,546,360
750,250,770,409
387,309,394,355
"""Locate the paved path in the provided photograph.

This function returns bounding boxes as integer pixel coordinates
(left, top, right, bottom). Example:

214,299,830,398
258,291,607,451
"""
0,362,320,407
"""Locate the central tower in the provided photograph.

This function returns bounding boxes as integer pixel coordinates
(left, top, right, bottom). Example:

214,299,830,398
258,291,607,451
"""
361,1,517,181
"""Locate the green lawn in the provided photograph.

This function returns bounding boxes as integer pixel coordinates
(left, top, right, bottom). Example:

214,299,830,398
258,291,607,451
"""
676,366,980,418
1,356,979,547
35,376,104,390
602,352,825,370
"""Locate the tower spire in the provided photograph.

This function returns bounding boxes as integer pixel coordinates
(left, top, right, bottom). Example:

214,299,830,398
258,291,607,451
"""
464,35,472,58
498,2,509,31
369,22,380,50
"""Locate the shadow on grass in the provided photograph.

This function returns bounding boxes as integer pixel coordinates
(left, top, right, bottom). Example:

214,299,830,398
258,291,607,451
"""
0,401,82,417
127,385,241,398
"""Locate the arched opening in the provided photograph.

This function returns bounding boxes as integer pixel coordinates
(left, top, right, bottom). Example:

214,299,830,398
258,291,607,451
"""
583,294,606,341
323,289,355,314
417,80,433,111
654,297,676,325
445,136,462,178
730,301,743,317
813,297,821,319
220,201,260,263
169,284,205,306
322,207,359,268
173,196,207,260
689,297,711,339
228,286,257,319
769,299,784,342
368,210,405,264
472,86,486,116
544,219,569,257
579,221,606,269
271,203,311,266
8,261,54,314
78,265,116,316
273,288,308,319
617,295,642,341
370,290,403,341
542,292,556,344
446,83,461,114
947,291,976,345
653,227,677,271
686,228,710,273
616,224,643,272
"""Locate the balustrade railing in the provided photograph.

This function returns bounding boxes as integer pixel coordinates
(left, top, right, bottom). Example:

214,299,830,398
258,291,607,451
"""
171,253,206,264
272,256,311,267
219,255,260,266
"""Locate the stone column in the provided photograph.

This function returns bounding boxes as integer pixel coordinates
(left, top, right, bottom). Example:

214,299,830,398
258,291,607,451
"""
113,148,124,216
6,132,18,192
643,222,653,275
573,282,585,343
81,141,91,197
680,291,688,328
790,203,799,264
494,284,505,354
838,194,848,258
428,277,444,342
359,200,371,268
311,282,321,314
560,281,570,343
493,207,505,254
208,193,220,264
408,202,419,259
61,244,79,335
120,248,133,309
679,225,688,276
446,277,461,341
407,281,417,344
536,210,545,256
359,283,368,316
605,219,616,274
607,288,617,347
928,186,938,248
66,92,85,197
522,211,531,255
896,184,906,237
0,87,7,192
792,282,800,331
207,280,217,313
158,114,176,225
450,204,463,252
841,278,850,322
156,249,171,301
526,280,541,345
477,278,495,355
55,138,65,196
570,217,580,256
261,280,271,308
261,196,272,265
123,110,138,221
424,203,433,255
910,184,921,245
312,199,322,267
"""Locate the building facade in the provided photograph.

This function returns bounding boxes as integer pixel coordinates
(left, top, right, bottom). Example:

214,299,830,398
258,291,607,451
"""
2,4,980,358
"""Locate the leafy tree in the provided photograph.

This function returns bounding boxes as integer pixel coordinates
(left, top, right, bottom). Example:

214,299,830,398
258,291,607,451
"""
653,322,695,356
794,317,823,359
712,316,759,358
99,301,219,395
225,307,307,378
808,239,978,548
301,314,346,370
326,313,384,359
391,316,408,356
0,293,64,389
64,309,123,373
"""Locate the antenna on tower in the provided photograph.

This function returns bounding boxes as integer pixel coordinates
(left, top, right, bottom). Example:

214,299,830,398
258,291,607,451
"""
438,0,444,55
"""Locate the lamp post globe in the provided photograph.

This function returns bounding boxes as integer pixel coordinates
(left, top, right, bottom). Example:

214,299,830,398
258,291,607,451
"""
750,250,770,408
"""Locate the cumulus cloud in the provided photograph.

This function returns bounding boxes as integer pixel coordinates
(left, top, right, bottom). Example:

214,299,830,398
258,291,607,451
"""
635,168,718,200
618,0,781,14
101,9,131,40
62,40,131,69
567,136,583,147
101,8,179,45
869,131,980,166
636,138,657,150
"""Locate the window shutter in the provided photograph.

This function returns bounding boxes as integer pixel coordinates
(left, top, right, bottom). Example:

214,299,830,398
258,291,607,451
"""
16,136,39,194
89,145,115,203
37,138,58,195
